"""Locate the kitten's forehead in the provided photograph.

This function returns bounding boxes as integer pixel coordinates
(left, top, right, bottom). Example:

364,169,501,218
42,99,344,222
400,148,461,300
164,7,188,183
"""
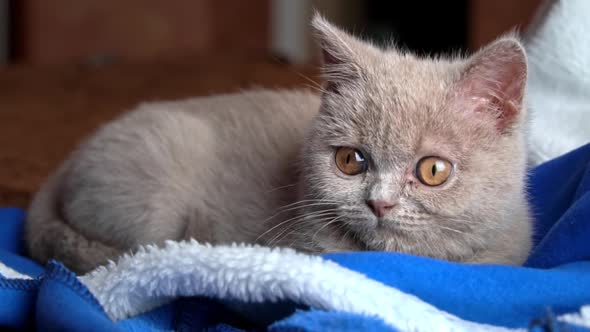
324,55,465,162
367,53,459,108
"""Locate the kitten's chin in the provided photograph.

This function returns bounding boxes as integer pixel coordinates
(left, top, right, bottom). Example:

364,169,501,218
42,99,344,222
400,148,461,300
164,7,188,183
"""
341,218,444,253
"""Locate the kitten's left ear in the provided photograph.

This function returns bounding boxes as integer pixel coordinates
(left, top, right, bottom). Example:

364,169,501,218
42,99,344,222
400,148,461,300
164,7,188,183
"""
458,36,528,132
312,13,377,92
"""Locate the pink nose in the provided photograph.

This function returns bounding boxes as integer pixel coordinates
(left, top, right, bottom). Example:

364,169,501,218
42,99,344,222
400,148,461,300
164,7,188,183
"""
366,200,396,218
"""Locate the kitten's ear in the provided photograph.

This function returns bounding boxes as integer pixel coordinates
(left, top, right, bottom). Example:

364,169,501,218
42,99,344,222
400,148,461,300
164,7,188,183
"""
458,36,528,132
311,14,370,92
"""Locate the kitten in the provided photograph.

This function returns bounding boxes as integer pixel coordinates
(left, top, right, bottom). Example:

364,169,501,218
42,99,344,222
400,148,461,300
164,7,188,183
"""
25,16,532,274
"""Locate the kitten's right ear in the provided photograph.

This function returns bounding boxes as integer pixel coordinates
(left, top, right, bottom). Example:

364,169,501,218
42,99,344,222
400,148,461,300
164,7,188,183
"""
457,36,528,133
312,14,368,92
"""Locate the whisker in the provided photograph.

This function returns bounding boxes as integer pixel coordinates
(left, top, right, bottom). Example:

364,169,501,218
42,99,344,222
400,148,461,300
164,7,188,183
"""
311,215,347,243
265,182,298,193
268,215,336,247
275,199,340,211
293,70,324,91
257,200,340,228
432,225,466,235
267,211,339,242
304,83,328,94
341,224,353,242
257,209,339,243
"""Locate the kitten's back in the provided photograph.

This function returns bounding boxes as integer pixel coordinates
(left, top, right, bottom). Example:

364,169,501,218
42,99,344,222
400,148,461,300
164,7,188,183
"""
26,89,320,273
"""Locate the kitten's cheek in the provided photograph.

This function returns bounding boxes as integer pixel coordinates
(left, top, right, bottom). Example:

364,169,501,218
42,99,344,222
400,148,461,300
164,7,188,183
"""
419,194,469,217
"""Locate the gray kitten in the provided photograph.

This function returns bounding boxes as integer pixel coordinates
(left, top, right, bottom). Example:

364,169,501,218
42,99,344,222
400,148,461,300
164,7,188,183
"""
26,16,532,274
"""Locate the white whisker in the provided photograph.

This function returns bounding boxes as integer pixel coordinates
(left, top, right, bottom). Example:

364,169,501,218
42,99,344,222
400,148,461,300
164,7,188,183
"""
311,215,347,243
257,209,339,243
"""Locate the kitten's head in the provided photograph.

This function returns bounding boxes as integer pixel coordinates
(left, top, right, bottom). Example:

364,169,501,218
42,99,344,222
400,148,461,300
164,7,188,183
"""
299,15,532,264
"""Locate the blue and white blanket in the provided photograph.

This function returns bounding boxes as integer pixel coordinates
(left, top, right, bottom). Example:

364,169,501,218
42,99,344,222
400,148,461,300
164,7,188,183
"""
3,0,590,330
1,143,589,331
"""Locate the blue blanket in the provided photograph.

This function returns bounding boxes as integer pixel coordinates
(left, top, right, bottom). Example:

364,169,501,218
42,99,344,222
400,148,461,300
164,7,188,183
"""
1,143,590,332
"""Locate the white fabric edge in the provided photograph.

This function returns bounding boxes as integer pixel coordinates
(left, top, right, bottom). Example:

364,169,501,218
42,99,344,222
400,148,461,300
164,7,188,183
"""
79,240,519,332
558,305,590,329
0,261,33,280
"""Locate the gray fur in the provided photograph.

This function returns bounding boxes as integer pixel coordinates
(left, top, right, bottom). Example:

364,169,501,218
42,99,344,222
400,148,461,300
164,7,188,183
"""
26,16,532,274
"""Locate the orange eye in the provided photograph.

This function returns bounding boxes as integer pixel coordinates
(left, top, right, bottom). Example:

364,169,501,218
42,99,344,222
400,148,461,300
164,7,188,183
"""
416,157,452,186
335,147,367,176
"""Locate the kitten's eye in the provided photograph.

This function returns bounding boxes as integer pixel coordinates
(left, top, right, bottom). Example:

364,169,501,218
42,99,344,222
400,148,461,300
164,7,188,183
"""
335,147,367,176
416,157,452,186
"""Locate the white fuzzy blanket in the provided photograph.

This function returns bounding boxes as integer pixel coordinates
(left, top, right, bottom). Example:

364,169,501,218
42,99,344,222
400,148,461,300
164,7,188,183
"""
525,0,590,165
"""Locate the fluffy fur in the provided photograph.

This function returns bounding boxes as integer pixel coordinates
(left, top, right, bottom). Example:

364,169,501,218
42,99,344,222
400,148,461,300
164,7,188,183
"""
26,16,532,274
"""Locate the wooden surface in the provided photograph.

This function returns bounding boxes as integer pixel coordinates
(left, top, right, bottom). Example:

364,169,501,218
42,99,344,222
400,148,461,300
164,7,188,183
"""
13,0,270,64
0,58,319,207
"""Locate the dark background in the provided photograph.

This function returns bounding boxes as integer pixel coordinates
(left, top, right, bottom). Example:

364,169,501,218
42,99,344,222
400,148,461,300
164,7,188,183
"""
365,1,467,55
2,0,541,65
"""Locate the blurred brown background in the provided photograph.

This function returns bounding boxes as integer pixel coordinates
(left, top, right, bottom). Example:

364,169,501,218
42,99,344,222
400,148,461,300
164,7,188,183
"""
0,0,541,207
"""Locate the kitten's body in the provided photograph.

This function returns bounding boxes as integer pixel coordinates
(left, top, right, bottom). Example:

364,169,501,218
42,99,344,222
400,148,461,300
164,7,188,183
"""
26,90,336,272
26,17,532,273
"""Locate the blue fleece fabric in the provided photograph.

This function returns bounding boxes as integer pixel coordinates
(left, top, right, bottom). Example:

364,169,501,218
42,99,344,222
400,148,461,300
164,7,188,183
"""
1,143,589,331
